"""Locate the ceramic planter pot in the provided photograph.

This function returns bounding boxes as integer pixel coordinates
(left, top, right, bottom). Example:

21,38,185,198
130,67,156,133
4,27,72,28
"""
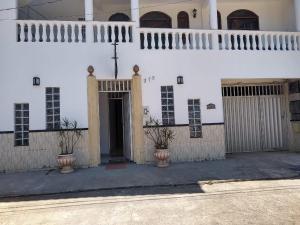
57,154,76,174
154,149,170,168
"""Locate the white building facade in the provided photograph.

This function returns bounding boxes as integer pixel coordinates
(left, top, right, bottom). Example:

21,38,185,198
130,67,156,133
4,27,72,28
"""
0,0,300,172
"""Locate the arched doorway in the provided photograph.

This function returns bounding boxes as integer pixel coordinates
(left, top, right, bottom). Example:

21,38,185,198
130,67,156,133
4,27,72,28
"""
109,13,130,22
140,11,172,28
227,9,259,30
108,13,130,43
177,11,189,29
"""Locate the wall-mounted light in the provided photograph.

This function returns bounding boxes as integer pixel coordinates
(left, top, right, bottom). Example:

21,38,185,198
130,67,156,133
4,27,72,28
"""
177,76,184,85
33,77,40,86
192,8,197,18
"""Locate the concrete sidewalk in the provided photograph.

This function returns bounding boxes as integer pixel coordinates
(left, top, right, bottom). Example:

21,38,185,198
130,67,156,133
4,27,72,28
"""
0,152,299,198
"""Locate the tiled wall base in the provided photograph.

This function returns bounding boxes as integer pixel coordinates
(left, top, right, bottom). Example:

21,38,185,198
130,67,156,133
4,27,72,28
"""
0,131,89,172
144,125,226,163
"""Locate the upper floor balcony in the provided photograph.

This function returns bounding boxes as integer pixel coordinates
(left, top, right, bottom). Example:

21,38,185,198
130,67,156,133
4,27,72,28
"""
1,0,300,53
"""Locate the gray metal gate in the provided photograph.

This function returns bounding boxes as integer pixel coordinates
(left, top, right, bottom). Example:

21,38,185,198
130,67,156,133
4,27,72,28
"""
222,84,288,153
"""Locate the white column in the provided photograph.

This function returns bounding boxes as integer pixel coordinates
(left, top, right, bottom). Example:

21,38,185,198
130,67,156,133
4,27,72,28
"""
131,0,140,27
85,0,93,21
209,0,218,49
209,0,218,30
85,0,93,43
0,0,18,20
295,0,300,31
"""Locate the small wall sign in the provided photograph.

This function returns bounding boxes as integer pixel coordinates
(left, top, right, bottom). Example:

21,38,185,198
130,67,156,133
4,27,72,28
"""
207,103,216,110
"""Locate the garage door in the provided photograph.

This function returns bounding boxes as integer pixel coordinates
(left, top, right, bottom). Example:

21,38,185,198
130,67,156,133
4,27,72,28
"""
222,84,288,153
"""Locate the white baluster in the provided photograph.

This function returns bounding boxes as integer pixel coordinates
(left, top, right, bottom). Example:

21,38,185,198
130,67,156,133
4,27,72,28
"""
169,32,174,50
129,25,133,42
255,34,261,50
150,32,155,49
240,34,244,50
122,25,127,42
72,24,77,42
62,24,66,42
233,34,238,50
192,32,198,50
292,34,297,51
157,32,163,49
116,25,121,42
282,35,287,51
275,34,280,50
42,23,47,42
246,34,251,50
227,33,232,50
260,34,265,50
183,32,187,49
252,34,257,50
20,23,26,42
50,24,55,42
199,33,203,50
188,33,192,49
176,32,181,49
104,24,109,43
287,35,291,51
56,24,61,42
111,25,116,43
269,34,274,50
27,23,32,42
165,32,169,50
78,24,83,42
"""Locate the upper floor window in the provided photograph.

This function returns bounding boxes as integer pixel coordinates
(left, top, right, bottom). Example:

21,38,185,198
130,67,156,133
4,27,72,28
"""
46,87,60,130
109,13,130,22
178,11,190,29
15,103,29,146
161,86,175,125
140,11,172,28
227,9,259,30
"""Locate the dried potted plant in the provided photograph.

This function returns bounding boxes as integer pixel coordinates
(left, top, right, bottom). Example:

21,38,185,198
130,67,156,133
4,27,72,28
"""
144,117,175,168
57,118,83,174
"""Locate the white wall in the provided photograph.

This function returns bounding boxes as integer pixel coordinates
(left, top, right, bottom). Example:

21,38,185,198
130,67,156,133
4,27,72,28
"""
1,20,300,132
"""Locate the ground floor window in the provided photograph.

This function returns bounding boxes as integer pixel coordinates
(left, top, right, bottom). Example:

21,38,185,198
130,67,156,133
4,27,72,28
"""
14,103,29,146
161,86,175,125
188,99,202,138
46,87,60,130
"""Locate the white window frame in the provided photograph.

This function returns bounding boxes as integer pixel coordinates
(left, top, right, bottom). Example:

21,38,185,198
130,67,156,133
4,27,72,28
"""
14,103,29,146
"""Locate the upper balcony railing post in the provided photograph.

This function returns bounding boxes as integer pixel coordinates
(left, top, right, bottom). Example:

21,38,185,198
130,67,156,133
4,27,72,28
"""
85,0,94,43
295,0,300,31
131,0,140,45
209,0,219,50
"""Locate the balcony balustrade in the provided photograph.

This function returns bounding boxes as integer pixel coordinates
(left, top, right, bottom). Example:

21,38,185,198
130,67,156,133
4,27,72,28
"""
16,20,134,44
16,20,300,52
